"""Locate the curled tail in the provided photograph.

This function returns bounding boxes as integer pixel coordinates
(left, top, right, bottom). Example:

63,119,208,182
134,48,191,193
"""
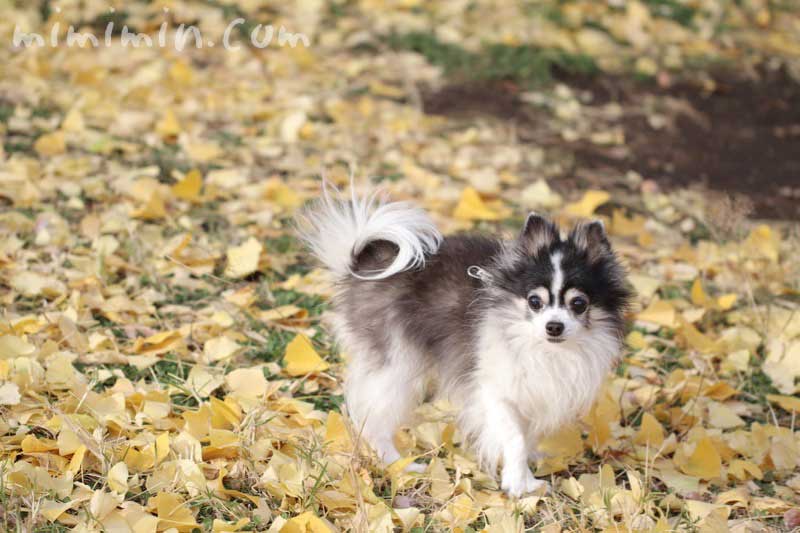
297,183,441,280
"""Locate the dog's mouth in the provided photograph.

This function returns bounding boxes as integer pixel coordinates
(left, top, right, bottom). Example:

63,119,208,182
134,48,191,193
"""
547,337,565,344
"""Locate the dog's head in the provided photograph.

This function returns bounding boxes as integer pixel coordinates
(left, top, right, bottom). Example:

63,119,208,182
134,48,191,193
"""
478,213,632,353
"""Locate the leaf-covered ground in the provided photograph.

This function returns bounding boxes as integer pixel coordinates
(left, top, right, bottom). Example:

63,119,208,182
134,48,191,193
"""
1,1,800,532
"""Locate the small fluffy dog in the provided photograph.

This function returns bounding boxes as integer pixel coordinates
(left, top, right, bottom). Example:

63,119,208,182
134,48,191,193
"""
299,185,631,496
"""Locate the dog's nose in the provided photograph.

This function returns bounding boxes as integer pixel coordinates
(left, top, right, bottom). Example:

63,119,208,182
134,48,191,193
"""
545,321,565,337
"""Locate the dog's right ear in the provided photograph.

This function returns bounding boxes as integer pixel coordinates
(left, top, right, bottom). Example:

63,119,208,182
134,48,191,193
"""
518,213,559,256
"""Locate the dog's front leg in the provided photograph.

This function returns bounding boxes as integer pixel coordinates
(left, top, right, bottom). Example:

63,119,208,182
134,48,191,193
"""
499,426,545,497
480,397,547,497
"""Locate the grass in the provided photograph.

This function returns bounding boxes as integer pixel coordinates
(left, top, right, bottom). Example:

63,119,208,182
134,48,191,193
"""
148,144,191,183
244,329,294,363
387,32,597,87
162,286,215,308
642,0,697,26
269,289,326,316
87,8,132,35
0,102,14,123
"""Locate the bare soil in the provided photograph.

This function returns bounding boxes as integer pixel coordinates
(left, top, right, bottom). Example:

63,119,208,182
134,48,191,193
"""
422,69,800,220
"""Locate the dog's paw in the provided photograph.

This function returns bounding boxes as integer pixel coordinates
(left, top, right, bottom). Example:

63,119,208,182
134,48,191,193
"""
501,467,547,498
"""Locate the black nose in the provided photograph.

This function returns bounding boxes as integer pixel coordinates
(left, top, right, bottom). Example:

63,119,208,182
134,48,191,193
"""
546,321,565,337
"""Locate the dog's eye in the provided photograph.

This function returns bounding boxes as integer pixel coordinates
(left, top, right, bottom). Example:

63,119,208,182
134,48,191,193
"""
570,297,588,315
528,294,544,311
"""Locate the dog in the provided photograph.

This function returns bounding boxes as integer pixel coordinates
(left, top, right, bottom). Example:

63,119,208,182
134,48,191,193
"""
297,184,632,496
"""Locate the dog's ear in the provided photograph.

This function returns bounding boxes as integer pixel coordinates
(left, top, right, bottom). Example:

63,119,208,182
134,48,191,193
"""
570,220,610,261
518,213,559,256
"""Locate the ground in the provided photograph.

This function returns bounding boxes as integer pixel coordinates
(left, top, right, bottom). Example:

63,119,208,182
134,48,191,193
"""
0,1,800,532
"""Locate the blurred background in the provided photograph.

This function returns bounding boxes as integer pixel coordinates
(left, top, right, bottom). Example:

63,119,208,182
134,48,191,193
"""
2,0,799,220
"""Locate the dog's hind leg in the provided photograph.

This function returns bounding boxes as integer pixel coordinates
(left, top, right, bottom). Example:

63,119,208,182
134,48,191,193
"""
345,347,426,472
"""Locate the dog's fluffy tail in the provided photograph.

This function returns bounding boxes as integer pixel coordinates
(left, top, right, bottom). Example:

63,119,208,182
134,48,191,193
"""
298,182,441,281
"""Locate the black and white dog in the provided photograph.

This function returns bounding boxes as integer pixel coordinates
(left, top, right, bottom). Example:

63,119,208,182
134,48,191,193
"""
298,184,631,496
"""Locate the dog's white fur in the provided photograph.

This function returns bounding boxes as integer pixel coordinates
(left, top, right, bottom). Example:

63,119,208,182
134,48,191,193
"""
298,182,441,280
459,297,620,494
300,187,622,496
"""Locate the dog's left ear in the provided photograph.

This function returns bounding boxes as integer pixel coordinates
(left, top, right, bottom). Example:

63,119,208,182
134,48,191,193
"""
519,213,559,256
570,220,610,261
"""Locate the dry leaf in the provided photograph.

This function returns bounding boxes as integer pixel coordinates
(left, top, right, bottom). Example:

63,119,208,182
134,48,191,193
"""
453,187,502,221
224,238,263,279
564,190,610,218
283,335,329,376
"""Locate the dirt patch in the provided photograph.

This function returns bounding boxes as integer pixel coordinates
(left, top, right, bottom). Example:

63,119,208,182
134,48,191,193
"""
422,70,800,220
422,81,524,121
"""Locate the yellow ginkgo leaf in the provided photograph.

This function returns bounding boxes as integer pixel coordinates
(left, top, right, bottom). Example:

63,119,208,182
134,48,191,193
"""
636,299,676,328
634,412,665,447
40,499,74,522
225,366,267,398
62,108,85,132
702,381,738,401
131,330,183,356
766,394,800,413
107,462,128,493
21,434,57,453
131,193,167,220
442,493,481,529
149,432,171,467
0,382,21,406
156,109,181,138
154,492,199,532
324,411,352,452
691,279,737,311
690,278,708,307
716,293,737,310
204,336,242,362
212,518,250,533
283,334,329,376
610,208,645,237
626,330,647,350
679,437,721,479
259,305,308,323
708,401,745,429
67,445,86,474
0,335,36,358
453,187,502,221
678,317,717,353
521,179,563,209
224,237,263,279
34,131,66,156
280,511,333,533
264,178,302,210
743,224,780,262
564,190,610,218
169,60,194,85
728,459,763,481
172,169,203,202
185,141,222,163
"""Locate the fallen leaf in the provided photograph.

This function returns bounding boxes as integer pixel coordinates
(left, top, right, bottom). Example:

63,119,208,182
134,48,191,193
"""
453,187,502,221
172,169,203,202
678,437,721,479
280,511,333,533
224,237,263,279
564,190,610,218
153,492,199,532
634,412,665,447
284,335,329,377
34,131,66,156
637,299,676,328
0,382,21,405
